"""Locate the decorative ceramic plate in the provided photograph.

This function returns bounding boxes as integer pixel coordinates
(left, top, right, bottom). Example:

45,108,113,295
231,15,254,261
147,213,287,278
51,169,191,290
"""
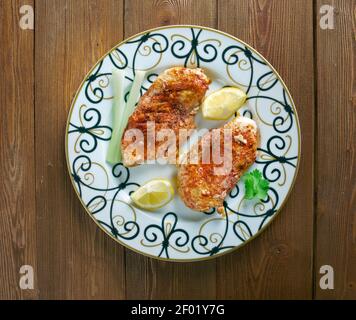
66,26,300,262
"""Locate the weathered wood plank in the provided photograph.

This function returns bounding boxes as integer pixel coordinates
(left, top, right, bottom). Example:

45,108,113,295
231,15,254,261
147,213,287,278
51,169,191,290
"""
35,0,126,299
0,0,37,299
315,0,356,299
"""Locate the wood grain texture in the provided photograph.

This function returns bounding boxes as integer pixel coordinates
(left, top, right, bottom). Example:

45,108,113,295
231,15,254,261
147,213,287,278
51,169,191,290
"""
0,0,355,300
124,0,217,37
124,0,217,300
216,0,315,299
0,0,37,299
35,0,126,299
315,0,356,299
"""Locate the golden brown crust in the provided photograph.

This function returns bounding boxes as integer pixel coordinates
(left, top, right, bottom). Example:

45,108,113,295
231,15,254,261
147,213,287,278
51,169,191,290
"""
177,117,258,212
122,67,211,166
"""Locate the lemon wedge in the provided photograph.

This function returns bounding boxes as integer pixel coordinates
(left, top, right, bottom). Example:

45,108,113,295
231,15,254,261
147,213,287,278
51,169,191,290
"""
131,179,174,211
202,87,247,120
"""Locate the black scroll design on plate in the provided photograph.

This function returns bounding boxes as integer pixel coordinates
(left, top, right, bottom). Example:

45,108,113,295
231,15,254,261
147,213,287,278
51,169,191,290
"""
229,185,241,199
171,28,219,67
191,184,279,256
84,60,112,104
86,195,107,215
256,71,279,91
126,32,169,75
68,107,112,153
226,187,279,232
247,89,294,133
191,203,234,257
71,157,140,240
256,135,298,183
108,48,128,70
233,220,253,243
143,212,190,258
222,44,266,94
203,208,216,216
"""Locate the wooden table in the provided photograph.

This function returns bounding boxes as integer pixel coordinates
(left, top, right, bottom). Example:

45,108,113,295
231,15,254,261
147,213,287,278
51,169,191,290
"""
1,0,355,300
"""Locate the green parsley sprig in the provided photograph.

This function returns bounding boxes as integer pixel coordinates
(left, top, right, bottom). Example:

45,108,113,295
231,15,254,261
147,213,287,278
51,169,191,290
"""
243,169,270,200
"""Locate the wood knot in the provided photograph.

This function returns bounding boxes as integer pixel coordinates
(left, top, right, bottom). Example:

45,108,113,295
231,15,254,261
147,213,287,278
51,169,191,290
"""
269,243,289,257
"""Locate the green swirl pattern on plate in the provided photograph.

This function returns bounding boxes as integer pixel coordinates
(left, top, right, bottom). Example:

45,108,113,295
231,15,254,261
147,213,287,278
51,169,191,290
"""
66,26,301,261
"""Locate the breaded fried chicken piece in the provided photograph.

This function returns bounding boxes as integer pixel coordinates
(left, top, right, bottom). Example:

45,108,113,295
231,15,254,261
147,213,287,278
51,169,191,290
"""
177,116,258,213
122,67,211,167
